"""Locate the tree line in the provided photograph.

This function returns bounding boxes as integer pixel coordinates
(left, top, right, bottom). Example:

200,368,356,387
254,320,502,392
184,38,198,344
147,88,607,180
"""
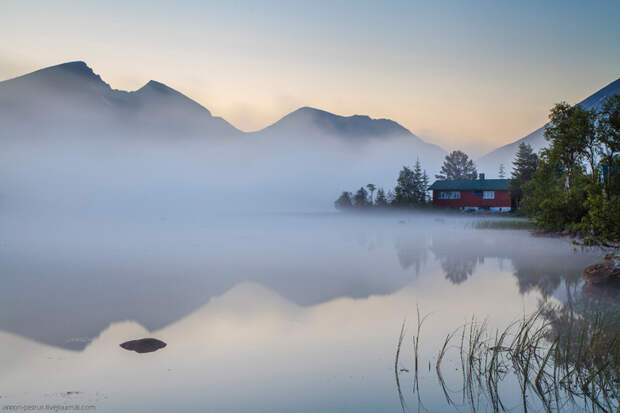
335,150,480,210
334,93,619,244
334,159,430,209
510,94,620,244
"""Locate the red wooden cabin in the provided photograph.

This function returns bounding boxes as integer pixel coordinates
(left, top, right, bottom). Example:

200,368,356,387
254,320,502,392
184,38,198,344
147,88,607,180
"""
428,175,511,212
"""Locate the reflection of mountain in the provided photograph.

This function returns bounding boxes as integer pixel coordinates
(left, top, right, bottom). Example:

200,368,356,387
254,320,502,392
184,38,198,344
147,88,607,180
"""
0,221,599,352
0,228,419,351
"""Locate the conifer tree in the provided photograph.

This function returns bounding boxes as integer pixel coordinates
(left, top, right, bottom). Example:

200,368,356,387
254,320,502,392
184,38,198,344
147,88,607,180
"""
375,188,388,207
353,187,370,208
509,142,538,209
412,159,425,204
422,170,430,203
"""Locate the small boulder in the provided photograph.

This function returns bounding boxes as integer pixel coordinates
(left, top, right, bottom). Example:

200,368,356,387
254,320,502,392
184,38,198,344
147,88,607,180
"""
582,255,620,284
120,338,167,354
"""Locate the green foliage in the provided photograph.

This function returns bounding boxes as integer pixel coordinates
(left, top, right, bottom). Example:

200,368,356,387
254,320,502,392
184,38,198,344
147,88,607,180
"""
521,155,588,231
579,186,620,245
435,150,477,180
473,219,534,230
393,166,416,206
375,188,388,207
509,143,538,209
334,191,353,210
543,102,595,189
393,160,429,207
498,163,505,179
518,94,620,243
335,160,429,211
353,186,370,208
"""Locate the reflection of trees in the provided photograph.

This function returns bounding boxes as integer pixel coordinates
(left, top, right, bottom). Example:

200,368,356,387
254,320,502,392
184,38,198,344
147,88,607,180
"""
438,255,478,284
538,280,620,407
429,230,596,294
512,254,585,299
394,236,427,275
430,232,486,284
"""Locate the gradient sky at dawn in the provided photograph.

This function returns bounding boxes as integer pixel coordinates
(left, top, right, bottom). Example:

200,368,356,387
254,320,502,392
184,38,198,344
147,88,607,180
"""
1,0,619,155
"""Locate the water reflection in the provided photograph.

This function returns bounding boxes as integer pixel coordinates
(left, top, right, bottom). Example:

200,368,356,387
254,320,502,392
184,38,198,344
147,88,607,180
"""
0,214,608,412
0,216,599,352
394,236,427,275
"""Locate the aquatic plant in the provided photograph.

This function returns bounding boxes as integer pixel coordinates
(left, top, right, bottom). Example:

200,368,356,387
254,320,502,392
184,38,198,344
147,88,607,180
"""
395,306,619,412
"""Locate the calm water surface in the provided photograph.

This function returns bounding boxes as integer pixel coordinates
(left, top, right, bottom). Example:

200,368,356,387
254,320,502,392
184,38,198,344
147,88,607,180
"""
0,213,609,412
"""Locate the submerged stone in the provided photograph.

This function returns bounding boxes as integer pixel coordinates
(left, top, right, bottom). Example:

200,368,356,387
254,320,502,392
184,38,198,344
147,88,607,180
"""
120,338,167,353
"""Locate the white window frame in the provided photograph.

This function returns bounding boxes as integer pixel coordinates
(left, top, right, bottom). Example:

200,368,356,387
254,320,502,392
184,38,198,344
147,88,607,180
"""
438,191,461,200
483,191,495,199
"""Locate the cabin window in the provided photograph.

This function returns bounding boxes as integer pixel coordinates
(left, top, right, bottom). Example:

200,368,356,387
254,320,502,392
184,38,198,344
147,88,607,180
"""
483,191,495,199
438,191,460,199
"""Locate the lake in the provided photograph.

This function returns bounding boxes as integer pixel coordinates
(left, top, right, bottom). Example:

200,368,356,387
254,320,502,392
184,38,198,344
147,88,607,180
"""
0,212,614,412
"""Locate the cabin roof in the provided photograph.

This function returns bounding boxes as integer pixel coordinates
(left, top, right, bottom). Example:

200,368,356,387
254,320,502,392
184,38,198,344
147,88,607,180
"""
428,179,509,191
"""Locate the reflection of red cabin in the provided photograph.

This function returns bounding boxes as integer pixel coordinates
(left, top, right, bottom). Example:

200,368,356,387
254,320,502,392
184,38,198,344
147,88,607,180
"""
428,176,511,212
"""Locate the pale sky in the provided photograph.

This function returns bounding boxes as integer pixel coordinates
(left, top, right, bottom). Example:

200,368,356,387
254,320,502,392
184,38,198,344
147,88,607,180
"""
1,0,619,156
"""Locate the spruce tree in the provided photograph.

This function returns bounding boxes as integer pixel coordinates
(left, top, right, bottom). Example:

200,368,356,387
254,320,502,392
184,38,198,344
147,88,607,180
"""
353,187,370,208
509,142,538,209
412,159,425,204
375,188,388,207
498,164,506,179
422,170,430,203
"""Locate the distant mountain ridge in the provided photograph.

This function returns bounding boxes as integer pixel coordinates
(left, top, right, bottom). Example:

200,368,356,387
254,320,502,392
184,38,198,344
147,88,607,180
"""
0,61,442,153
258,106,418,140
0,61,241,138
478,78,620,175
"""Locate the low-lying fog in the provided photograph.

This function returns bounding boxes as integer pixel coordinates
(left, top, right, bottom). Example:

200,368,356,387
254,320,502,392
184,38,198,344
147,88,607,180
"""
2,134,442,219
0,83,606,411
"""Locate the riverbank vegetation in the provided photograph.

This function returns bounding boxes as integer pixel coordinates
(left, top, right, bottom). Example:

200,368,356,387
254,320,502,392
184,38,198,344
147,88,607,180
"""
396,304,619,412
514,94,620,245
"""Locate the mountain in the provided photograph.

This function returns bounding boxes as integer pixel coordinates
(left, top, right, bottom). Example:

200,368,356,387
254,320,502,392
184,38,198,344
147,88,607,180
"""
257,106,418,140
0,61,242,139
0,61,445,159
478,78,620,175
252,106,446,163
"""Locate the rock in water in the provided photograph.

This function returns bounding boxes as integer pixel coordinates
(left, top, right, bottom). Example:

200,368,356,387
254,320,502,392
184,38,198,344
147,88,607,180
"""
582,255,620,284
120,338,167,353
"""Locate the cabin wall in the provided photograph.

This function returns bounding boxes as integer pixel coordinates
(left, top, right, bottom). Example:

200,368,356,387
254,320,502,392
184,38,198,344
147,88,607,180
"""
432,190,511,208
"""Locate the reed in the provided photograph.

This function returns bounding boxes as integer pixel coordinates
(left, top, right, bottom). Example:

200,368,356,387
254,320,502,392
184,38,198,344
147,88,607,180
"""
395,307,619,412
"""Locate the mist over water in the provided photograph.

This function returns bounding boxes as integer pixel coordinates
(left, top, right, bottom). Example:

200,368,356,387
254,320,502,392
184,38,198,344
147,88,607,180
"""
1,66,614,412
0,202,604,412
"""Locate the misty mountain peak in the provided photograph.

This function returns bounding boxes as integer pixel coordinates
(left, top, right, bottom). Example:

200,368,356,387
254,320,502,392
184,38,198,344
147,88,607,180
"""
32,60,109,87
52,61,95,76
262,106,419,141
139,80,178,95
478,76,620,173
